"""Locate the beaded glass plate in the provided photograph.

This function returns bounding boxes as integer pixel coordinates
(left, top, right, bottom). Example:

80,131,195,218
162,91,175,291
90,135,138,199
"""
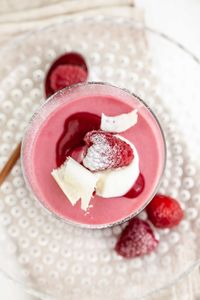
0,16,200,300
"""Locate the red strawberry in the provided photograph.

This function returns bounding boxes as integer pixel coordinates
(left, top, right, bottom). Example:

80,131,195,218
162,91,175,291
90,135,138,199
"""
115,218,158,259
50,64,87,93
83,130,134,171
146,194,184,228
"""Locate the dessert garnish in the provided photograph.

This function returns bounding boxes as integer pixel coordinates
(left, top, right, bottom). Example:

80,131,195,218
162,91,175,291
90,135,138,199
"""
146,194,184,228
51,109,141,210
51,157,99,211
88,135,140,198
115,194,184,258
83,130,134,171
100,109,138,133
115,218,159,259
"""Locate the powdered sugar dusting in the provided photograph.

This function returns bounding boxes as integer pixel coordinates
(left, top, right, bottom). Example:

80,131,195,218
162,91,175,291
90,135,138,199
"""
95,138,140,198
83,133,114,170
115,218,158,258
83,130,134,171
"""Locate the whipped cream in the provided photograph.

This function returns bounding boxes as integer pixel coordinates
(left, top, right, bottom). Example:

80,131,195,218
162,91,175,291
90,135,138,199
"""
96,136,140,198
100,109,138,133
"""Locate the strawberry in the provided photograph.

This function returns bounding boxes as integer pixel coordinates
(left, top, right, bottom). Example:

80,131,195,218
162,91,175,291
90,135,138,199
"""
146,194,184,228
83,130,134,171
115,218,158,258
50,64,87,93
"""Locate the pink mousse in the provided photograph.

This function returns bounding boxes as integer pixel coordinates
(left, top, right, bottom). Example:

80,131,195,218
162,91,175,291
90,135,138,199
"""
22,83,166,227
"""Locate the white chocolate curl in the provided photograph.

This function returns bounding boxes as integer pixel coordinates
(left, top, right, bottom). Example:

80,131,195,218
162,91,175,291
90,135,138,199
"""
51,157,99,211
100,109,138,133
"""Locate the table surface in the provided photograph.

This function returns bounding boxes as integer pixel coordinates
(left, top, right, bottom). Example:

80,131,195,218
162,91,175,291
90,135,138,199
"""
0,0,199,299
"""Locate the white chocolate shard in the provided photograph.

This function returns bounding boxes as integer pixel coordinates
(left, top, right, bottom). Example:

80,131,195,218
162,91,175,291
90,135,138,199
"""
100,109,138,133
51,157,99,211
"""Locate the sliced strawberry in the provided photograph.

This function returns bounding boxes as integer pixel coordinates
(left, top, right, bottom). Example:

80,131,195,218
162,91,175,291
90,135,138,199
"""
146,194,184,228
115,218,158,259
83,130,134,171
50,64,87,93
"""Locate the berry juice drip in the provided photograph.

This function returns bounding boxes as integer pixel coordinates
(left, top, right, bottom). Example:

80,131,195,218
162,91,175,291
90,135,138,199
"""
124,173,145,198
56,112,101,167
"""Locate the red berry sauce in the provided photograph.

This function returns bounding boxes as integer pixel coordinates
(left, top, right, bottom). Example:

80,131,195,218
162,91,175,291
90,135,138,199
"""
125,174,145,198
45,52,88,98
56,112,100,167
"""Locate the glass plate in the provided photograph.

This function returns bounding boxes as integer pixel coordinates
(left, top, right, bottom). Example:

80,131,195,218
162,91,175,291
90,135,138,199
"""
0,16,200,300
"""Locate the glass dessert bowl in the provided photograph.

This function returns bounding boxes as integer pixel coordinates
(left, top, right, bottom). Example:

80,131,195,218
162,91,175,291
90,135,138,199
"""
21,82,166,228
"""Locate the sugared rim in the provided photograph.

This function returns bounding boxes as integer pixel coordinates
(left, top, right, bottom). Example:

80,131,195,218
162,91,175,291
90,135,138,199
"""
21,81,167,229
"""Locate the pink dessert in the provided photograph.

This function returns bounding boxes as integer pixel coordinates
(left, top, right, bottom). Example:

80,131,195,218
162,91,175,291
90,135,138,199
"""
22,83,166,228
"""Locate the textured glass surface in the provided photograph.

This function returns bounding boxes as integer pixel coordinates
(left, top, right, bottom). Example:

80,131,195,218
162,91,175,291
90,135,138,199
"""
0,16,199,299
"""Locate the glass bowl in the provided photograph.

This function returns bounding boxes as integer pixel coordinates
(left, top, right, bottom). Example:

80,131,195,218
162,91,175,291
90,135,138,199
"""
21,82,166,228
0,16,200,299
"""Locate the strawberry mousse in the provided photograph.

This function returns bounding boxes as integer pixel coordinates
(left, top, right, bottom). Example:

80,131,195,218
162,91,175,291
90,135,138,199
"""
21,83,166,228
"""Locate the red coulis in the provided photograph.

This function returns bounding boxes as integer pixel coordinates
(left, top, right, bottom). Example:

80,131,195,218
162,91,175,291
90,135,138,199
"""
45,52,88,98
56,112,100,167
125,174,145,198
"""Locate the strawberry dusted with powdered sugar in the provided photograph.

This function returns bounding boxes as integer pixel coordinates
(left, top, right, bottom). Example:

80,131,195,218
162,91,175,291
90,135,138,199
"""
115,218,158,258
83,130,134,171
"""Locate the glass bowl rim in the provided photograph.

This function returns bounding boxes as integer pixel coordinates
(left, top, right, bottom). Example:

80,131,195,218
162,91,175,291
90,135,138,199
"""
21,81,167,229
